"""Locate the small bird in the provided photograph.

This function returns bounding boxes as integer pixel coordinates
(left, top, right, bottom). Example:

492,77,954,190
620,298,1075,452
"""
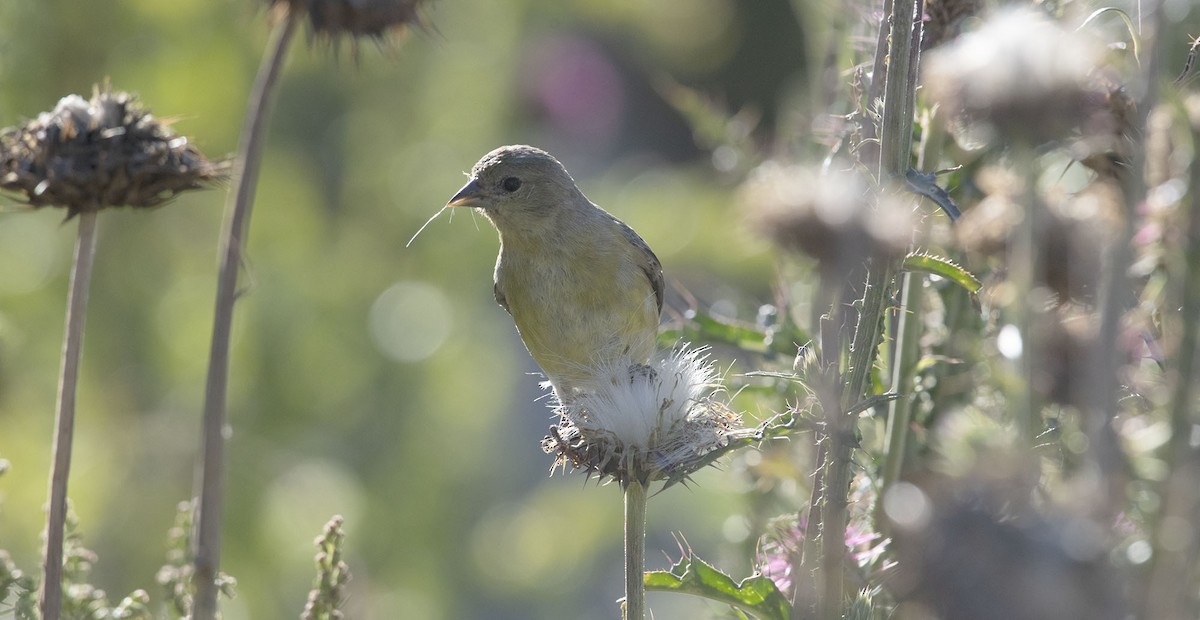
447,145,663,396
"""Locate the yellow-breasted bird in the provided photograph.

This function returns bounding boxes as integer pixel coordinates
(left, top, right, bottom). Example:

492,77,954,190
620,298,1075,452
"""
447,145,663,396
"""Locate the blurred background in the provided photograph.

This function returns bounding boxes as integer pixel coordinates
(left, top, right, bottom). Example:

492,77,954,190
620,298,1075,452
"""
0,0,815,617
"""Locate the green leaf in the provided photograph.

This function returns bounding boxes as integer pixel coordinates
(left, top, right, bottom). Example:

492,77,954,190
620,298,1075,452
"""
905,168,962,220
741,370,805,382
645,553,791,620
847,392,902,416
1078,8,1140,62
902,252,981,293
659,310,808,357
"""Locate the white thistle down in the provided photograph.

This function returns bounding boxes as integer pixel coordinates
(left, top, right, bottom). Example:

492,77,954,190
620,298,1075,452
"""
542,345,742,486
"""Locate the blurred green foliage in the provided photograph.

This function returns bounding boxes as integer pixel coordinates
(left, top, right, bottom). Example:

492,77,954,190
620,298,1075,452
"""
0,0,811,617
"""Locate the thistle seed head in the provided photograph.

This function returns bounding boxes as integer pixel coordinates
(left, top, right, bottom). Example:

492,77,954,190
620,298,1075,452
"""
269,0,429,46
0,86,226,217
741,161,912,274
541,346,744,487
924,8,1104,148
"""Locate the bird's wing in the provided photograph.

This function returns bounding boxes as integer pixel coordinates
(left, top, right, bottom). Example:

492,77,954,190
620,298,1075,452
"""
616,218,664,315
494,281,511,314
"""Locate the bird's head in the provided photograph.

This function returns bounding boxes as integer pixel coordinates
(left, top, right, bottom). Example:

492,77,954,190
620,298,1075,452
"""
446,145,586,234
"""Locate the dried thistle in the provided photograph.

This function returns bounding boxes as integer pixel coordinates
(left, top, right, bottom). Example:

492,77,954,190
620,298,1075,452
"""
887,475,1127,620
924,8,1104,148
1076,73,1136,179
955,166,1024,257
1040,179,1124,302
922,0,982,50
0,86,226,217
268,0,428,45
541,346,746,487
957,166,1122,302
740,161,912,276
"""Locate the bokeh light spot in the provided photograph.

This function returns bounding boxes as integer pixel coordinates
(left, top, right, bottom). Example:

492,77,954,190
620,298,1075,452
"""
369,280,452,363
883,482,931,531
997,323,1023,360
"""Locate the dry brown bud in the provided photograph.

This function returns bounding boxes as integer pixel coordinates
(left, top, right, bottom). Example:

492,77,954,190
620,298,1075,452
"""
269,0,428,45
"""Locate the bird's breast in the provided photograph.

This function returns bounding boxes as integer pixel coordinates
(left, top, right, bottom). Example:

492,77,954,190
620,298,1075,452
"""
494,242,659,387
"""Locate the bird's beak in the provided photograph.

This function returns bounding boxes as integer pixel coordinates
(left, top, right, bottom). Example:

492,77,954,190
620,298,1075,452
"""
447,178,484,207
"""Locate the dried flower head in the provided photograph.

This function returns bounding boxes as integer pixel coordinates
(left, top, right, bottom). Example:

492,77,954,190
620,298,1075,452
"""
741,161,912,274
957,166,1122,302
1028,302,1098,407
542,345,745,487
1075,73,1135,179
955,166,1023,256
1041,179,1123,302
888,475,1126,619
269,0,428,44
0,86,225,217
924,8,1103,147
922,0,982,50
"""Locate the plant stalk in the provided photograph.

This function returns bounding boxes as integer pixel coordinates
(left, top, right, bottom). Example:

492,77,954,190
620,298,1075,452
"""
881,271,922,495
842,0,920,407
857,0,895,173
1011,148,1041,444
1143,98,1200,620
39,211,100,620
794,275,846,620
623,478,648,620
822,0,920,615
1089,0,1166,519
193,9,298,619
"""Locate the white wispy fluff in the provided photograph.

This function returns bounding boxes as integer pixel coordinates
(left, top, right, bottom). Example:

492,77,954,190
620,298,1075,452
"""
542,345,741,485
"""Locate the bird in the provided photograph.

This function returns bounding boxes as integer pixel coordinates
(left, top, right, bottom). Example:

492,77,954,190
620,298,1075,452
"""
446,145,664,397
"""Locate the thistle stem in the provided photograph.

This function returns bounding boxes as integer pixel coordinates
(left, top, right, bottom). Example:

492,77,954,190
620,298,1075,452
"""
1011,148,1041,445
39,210,99,620
1143,88,1199,620
881,271,922,506
821,0,920,614
623,479,648,620
193,9,298,619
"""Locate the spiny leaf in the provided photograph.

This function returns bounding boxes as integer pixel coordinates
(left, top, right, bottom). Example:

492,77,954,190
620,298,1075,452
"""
902,252,981,293
645,553,791,620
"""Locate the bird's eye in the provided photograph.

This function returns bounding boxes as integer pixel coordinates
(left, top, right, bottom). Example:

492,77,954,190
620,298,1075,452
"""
501,176,522,192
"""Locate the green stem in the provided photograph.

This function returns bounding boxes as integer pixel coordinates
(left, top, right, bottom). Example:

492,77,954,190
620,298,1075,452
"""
794,276,844,619
857,0,894,173
881,271,922,496
819,384,850,620
623,479,648,620
39,211,99,620
795,438,823,618
1012,148,1041,444
1091,0,1166,519
843,0,920,407
876,0,920,181
1143,98,1200,620
193,10,298,619
824,0,919,614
